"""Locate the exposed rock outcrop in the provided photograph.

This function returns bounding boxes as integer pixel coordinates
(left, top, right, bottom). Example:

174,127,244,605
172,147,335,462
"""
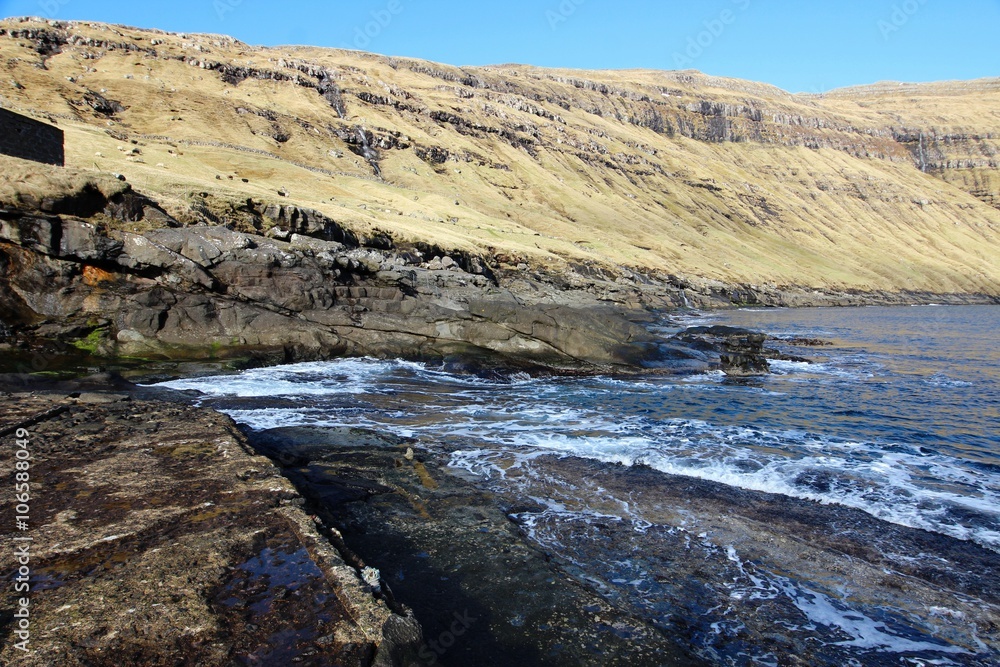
673,325,771,376
0,207,680,372
0,391,423,666
245,424,700,665
2,199,995,374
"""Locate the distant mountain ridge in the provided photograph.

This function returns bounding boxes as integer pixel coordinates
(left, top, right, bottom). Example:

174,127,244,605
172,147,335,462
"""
1,16,999,298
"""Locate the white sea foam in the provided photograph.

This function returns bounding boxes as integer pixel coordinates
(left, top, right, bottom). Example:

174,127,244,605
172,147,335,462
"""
768,358,877,381
153,358,394,397
153,357,540,398
926,374,974,388
151,354,1000,552
773,578,967,656
768,360,813,373
445,415,1000,551
720,544,972,660
681,369,727,382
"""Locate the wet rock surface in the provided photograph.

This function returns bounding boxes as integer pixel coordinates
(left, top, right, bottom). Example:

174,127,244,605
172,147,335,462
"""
239,422,1000,666
670,325,771,376
454,453,1000,666
246,426,702,666
0,392,419,666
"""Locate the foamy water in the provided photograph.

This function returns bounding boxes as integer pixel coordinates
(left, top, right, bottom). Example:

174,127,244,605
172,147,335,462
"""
158,309,1000,553
154,305,1000,665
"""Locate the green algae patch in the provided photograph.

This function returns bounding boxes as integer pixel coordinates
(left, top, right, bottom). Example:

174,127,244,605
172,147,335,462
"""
71,328,108,354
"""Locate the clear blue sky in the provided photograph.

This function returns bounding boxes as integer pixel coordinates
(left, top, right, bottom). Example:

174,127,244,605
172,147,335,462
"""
1,0,997,92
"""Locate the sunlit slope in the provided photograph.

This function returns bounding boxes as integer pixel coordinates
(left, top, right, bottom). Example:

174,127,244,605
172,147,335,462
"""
1,18,998,295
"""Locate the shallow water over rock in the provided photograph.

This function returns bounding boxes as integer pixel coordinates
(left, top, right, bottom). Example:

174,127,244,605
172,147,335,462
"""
159,305,1000,665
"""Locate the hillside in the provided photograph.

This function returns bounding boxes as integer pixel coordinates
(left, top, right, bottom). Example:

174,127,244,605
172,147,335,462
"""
1,17,999,297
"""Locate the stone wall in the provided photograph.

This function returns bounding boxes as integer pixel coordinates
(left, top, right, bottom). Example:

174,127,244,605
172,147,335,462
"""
0,108,64,166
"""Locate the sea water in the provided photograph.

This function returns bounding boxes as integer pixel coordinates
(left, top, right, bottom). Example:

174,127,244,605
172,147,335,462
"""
157,305,1000,665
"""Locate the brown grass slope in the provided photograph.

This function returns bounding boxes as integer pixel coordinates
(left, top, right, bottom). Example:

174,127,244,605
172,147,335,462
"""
1,17,999,297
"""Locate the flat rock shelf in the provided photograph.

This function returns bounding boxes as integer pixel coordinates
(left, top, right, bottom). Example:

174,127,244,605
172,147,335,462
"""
0,392,421,666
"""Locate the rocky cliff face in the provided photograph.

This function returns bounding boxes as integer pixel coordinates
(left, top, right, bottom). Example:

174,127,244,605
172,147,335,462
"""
0,185,690,371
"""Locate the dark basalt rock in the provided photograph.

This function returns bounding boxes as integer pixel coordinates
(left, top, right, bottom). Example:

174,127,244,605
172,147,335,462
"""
82,90,126,116
782,336,834,347
0,209,670,373
5,190,975,375
672,325,771,376
245,425,701,666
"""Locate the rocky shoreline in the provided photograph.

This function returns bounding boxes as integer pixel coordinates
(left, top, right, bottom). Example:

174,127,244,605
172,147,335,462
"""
2,189,995,382
1,18,998,661
0,388,423,666
2,167,997,666
6,368,996,665
247,424,700,666
0,153,995,370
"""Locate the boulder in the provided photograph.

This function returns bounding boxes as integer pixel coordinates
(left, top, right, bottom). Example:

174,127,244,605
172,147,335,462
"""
262,203,359,245
0,210,60,255
144,227,254,268
59,219,123,261
117,232,217,289
0,213,123,262
466,300,657,367
673,325,771,376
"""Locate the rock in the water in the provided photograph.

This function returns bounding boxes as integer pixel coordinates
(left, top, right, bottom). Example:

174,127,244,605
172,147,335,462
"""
673,325,771,376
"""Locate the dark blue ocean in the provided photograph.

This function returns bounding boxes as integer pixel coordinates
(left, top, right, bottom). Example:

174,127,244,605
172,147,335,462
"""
159,305,1000,665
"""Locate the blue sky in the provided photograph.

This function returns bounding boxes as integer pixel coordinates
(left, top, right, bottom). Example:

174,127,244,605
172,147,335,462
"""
1,0,997,92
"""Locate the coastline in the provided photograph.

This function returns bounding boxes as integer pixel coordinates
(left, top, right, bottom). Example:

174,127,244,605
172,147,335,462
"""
0,374,705,665
5,302,1000,664
0,389,424,665
3,203,997,384
2,122,998,666
0,16,998,664
5,358,997,665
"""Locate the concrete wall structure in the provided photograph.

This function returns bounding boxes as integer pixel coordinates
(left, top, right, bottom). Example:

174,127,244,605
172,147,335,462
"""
0,108,64,166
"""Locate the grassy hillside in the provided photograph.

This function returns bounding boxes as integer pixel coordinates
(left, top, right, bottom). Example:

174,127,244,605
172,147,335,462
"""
2,17,999,296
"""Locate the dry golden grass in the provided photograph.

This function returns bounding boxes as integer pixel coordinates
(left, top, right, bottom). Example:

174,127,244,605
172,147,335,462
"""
1,17,998,295
0,153,129,207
